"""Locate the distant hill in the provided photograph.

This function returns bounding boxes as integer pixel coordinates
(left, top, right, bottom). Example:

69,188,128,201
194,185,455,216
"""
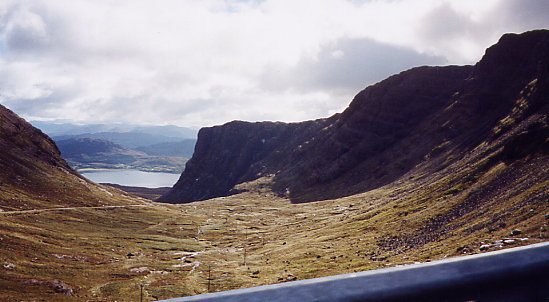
56,137,187,173
57,138,137,158
158,30,549,204
30,122,197,172
53,131,185,149
135,139,196,158
31,121,197,149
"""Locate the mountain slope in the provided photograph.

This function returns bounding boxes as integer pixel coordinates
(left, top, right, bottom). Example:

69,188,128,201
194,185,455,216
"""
0,105,136,210
158,30,549,204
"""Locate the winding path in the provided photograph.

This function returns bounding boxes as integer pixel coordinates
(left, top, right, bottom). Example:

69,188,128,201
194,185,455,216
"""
0,204,153,215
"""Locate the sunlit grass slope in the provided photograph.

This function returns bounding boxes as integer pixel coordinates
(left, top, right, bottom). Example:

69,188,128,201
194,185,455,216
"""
1,150,546,301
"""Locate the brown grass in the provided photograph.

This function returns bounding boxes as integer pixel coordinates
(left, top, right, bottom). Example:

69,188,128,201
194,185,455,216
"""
0,148,546,301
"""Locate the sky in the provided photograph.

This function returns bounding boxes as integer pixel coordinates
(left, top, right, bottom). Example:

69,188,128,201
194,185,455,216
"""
0,0,548,128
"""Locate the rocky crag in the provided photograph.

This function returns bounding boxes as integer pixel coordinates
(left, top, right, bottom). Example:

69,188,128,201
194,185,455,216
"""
158,30,548,204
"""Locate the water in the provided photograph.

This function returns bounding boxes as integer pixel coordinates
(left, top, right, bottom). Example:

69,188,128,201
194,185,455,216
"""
81,170,180,188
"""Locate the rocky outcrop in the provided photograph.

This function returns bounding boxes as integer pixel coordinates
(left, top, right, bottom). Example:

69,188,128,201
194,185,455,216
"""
158,30,549,204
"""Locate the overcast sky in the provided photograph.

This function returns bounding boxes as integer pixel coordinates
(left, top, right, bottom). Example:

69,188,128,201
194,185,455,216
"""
0,0,548,127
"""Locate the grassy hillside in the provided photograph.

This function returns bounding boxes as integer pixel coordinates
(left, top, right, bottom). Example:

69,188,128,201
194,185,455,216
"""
1,119,547,300
0,169,546,301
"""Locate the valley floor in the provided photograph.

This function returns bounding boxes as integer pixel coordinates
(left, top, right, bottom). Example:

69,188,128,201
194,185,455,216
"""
0,169,546,301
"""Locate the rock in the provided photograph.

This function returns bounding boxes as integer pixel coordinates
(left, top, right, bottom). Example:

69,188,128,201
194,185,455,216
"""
129,267,150,274
51,280,74,295
23,279,73,296
492,241,503,248
287,274,297,281
456,246,472,253
511,229,522,236
479,244,491,251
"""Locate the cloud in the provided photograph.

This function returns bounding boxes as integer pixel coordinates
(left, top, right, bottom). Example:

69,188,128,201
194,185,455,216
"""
262,37,445,96
0,0,547,127
419,3,477,42
492,0,549,32
417,0,549,63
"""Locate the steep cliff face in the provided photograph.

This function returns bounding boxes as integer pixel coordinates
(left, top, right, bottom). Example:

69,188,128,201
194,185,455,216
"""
0,105,132,210
158,30,549,204
157,119,331,202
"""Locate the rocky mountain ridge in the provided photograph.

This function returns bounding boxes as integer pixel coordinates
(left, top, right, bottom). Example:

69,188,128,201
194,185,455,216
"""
158,30,549,204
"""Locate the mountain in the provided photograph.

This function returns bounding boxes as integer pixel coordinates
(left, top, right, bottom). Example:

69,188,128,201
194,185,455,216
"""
31,121,198,140
56,137,187,173
53,131,185,149
135,139,197,158
158,30,549,204
31,121,197,149
57,138,139,159
0,105,133,210
31,122,196,172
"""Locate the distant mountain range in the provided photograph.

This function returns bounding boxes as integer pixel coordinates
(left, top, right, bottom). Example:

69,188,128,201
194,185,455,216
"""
53,131,192,149
31,121,197,140
31,122,197,173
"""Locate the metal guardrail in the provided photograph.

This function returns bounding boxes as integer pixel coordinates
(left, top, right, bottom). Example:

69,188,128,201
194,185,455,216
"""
159,242,549,302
